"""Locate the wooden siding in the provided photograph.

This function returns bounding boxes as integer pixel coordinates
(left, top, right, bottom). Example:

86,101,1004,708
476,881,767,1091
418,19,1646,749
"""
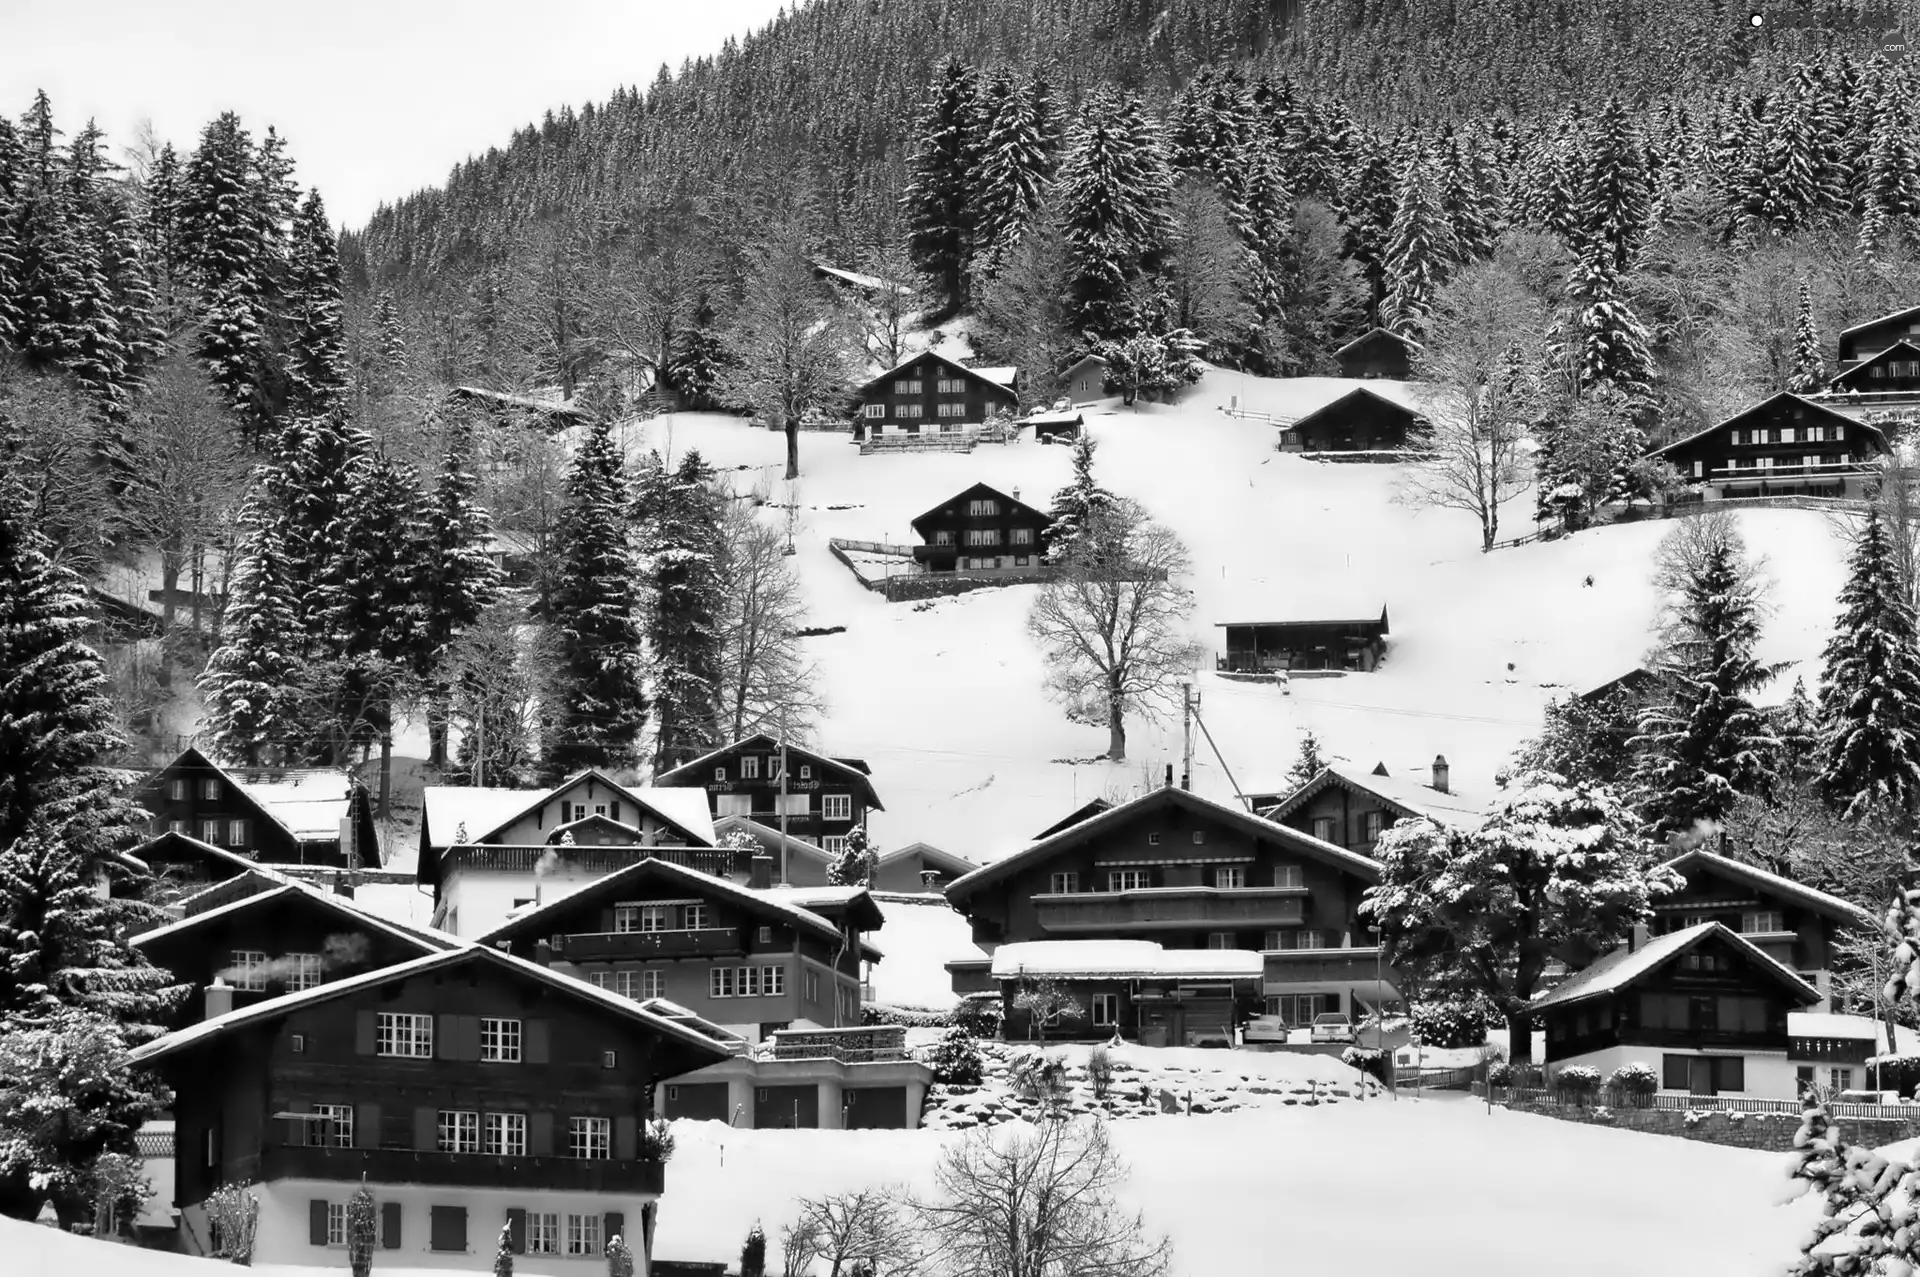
1541,932,1801,1060
1334,331,1414,380
1286,393,1420,452
910,486,1050,573
1840,311,1920,366
854,353,1016,435
1657,396,1885,494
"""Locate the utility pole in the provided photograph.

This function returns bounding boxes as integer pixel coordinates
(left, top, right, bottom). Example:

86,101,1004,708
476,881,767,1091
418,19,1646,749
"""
474,704,485,788
778,703,791,886
1180,683,1195,791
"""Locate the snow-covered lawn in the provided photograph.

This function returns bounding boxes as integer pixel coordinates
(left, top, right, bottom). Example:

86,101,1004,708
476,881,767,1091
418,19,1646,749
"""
865,896,982,1010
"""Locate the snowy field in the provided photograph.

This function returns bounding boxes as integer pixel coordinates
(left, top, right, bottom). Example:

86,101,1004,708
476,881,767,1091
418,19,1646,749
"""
863,896,982,1009
628,376,1851,865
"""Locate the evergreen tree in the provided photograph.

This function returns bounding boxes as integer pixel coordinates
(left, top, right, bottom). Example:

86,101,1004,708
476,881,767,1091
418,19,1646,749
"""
901,59,981,314
1055,87,1174,338
198,489,303,766
415,413,501,765
370,288,408,394
1574,96,1651,276
642,449,725,773
970,67,1054,283
1564,260,1655,395
1044,431,1114,560
545,418,647,776
1818,510,1920,821
0,119,22,348
58,122,131,425
448,601,539,789
740,1224,767,1277
1381,154,1456,338
1285,729,1328,791
1787,281,1824,394
284,188,348,416
179,113,277,446
1335,131,1399,323
1634,537,1783,842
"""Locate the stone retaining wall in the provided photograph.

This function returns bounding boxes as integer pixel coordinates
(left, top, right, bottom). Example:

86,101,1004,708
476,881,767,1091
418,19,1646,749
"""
1503,1097,1920,1151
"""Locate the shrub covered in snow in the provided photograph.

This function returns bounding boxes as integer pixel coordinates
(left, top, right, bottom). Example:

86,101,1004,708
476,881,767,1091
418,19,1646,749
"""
927,1026,984,1086
1608,1062,1658,1103
1555,1065,1601,1101
1864,1053,1920,1099
1008,1052,1072,1114
1410,994,1498,1049
862,1002,950,1029
951,992,1004,1040
1486,1061,1515,1087
1341,1047,1388,1082
1087,1044,1116,1101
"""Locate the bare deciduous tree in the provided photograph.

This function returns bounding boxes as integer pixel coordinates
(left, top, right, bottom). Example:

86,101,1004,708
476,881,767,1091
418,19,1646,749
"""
1027,498,1203,761
1011,978,1084,1042
788,1189,921,1277
850,244,923,372
916,1120,1171,1277
717,495,821,740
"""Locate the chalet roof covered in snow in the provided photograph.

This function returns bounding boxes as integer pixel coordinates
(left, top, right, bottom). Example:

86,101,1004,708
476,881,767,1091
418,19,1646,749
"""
449,385,589,423
421,772,717,852
709,814,837,872
129,878,455,955
1022,410,1085,426
752,884,887,937
853,350,1019,403
989,939,1262,981
1648,392,1882,458
1259,763,1489,830
1215,595,1391,630
909,482,1052,537
656,734,884,810
1659,849,1876,929
1530,922,1819,1013
875,841,975,876
1789,1012,1883,1045
241,769,364,841
1840,303,1920,337
974,366,1018,389
811,261,914,295
1829,339,1920,389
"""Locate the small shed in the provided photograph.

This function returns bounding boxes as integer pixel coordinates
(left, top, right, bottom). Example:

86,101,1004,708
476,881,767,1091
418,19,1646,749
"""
1024,409,1084,443
1061,354,1110,402
1279,387,1426,455
1332,328,1420,381
1216,603,1391,673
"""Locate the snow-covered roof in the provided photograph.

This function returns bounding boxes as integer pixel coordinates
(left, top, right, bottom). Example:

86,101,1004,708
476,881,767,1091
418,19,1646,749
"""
451,385,588,420
1649,392,1879,458
1831,340,1920,387
478,856,850,947
1659,849,1876,929
812,261,914,295
635,997,752,1051
752,884,887,944
875,841,974,874
420,785,535,849
1280,386,1425,436
1531,922,1819,1013
855,350,1018,402
1840,304,1920,337
1260,764,1488,831
1790,1012,1883,1044
990,940,1262,981
132,830,279,881
1022,410,1084,426
657,735,884,810
235,769,363,841
1214,592,1390,629
710,814,835,867
974,366,1018,389
130,880,455,955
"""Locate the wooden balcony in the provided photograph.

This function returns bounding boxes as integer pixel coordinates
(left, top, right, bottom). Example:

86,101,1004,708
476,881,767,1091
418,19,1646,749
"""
260,1145,665,1194
1262,946,1388,987
439,845,731,879
556,928,741,960
1032,887,1307,934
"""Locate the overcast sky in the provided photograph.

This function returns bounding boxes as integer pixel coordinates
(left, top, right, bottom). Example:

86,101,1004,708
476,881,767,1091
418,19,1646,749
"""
1,0,792,228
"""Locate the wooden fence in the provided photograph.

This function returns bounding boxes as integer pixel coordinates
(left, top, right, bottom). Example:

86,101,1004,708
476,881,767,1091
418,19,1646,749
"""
860,433,979,455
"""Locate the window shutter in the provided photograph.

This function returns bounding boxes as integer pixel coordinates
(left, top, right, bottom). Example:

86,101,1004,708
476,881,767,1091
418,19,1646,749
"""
524,1019,549,1064
614,1115,638,1160
529,1111,554,1156
356,1102,380,1150
600,907,616,932
355,1011,376,1055
458,1015,483,1062
380,1202,401,1249
604,1212,625,1249
436,1014,459,1060
413,1107,438,1152
506,1207,527,1254
286,1101,308,1147
430,1204,468,1253
308,1199,329,1246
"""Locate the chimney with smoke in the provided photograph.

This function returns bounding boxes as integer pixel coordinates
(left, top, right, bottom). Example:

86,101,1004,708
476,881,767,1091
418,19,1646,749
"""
749,854,773,891
1431,755,1450,794
205,977,235,1020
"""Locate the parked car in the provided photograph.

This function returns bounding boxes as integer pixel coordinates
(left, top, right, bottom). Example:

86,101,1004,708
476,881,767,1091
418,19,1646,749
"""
1310,1012,1354,1044
1243,1015,1289,1044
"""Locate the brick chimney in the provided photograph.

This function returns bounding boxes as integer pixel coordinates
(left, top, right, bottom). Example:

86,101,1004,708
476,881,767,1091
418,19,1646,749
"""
749,854,774,891
1431,754,1450,794
205,977,235,1021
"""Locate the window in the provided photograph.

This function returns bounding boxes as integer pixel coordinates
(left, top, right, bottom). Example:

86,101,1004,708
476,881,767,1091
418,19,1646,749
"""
1147,832,1161,846
965,529,1000,546
569,1117,611,1160
1742,910,1786,934
711,966,784,997
822,794,853,822
569,802,587,823
897,403,924,419
201,819,222,844
1311,816,1336,843
776,792,809,816
202,779,220,801
285,953,324,992
712,967,735,998
528,1212,560,1254
325,1202,348,1247
968,498,1000,516
741,755,762,779
229,950,268,991
1682,952,1731,973
713,766,727,782
1108,869,1151,892
684,903,709,930
863,404,884,419
1804,454,1821,470
1831,1067,1855,1092
483,1112,526,1156
567,1213,604,1257
1640,993,1688,1029
1014,555,1029,566
1092,992,1119,1026
1782,427,1797,443
227,818,248,846
823,836,849,855
480,1018,522,1063
804,969,820,1001
894,378,923,395
1010,526,1035,546
936,377,965,394
168,819,188,834
937,402,967,418
1268,993,1328,1024
169,778,187,801
375,1012,433,1058
437,1110,480,1154
617,905,668,933
311,1103,353,1148
643,969,663,999
1363,811,1384,842
1716,996,1769,1033
588,971,612,989
1049,872,1079,894
1273,864,1304,889
1206,932,1236,950
1191,831,1205,844
1214,867,1244,889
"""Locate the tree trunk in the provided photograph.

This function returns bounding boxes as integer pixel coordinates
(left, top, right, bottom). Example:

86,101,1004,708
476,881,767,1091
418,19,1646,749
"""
785,417,799,481
158,555,180,689
1505,1006,1533,1063
379,735,393,823
1481,510,1498,553
1107,702,1126,762
427,686,449,767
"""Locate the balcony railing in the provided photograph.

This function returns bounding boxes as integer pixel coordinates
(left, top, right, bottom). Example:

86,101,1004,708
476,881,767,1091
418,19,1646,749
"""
556,928,741,960
260,1145,664,1194
768,1025,909,1064
1262,946,1388,986
1032,886,1308,933
440,845,730,879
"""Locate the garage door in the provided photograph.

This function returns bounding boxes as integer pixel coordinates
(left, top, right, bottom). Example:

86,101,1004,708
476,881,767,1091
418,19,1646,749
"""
754,1085,818,1129
843,1087,908,1130
661,1082,730,1123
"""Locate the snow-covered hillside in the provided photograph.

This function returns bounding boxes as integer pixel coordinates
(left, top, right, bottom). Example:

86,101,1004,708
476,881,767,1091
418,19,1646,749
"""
629,374,1850,863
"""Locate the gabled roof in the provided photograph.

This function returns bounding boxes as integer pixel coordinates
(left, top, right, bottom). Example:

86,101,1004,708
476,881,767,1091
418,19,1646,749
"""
709,814,836,871
129,945,736,1079
909,482,1052,537
130,879,456,956
1840,304,1920,338
656,735,884,810
753,884,887,941
1649,392,1882,458
1031,798,1113,840
1062,353,1109,374
131,830,270,881
1282,386,1426,435
1333,326,1422,358
1829,340,1920,388
174,866,293,917
1531,922,1820,1013
1659,849,1876,930
477,856,848,947
543,813,650,845
1259,764,1488,831
450,385,589,423
1022,410,1085,427
876,841,975,877
853,350,1019,402
420,785,538,851
947,786,1380,907
471,771,716,847
1215,601,1390,630
148,748,378,867
634,997,750,1052
812,261,914,296
1577,667,1659,705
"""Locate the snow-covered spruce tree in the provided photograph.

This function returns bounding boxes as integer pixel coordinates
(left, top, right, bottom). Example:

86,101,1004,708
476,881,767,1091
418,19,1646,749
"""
1336,131,1399,322
1571,95,1651,277
369,288,409,396
447,600,540,788
1285,729,1328,791
1818,509,1920,822
56,122,133,427
970,66,1054,284
1561,259,1655,396
1786,281,1824,394
198,487,304,766
1092,331,1204,406
901,58,981,315
1633,525,1782,844
642,449,725,774
1381,152,1457,340
1514,686,1647,793
284,187,348,417
1055,87,1175,339
178,112,279,447
415,412,501,765
494,1221,514,1276
1361,772,1678,1061
1043,431,1115,563
1530,387,1644,532
0,119,24,348
347,1182,376,1277
740,1224,767,1277
544,417,647,777
826,824,875,887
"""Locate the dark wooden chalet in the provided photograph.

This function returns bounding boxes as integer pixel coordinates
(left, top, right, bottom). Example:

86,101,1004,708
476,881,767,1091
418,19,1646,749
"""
127,829,276,902
480,857,879,1040
654,736,883,862
944,786,1394,1037
1332,327,1419,380
1649,392,1888,500
140,748,381,870
1216,605,1391,674
1254,758,1486,855
851,351,1018,438
132,880,453,1028
131,946,733,1267
1838,304,1920,368
1828,339,1920,397
1577,667,1660,706
907,482,1052,575
1653,850,1872,1012
1279,387,1425,454
1536,922,1820,1097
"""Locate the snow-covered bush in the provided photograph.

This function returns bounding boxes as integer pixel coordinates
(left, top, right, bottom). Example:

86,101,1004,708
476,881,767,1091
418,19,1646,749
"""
1087,1044,1117,1101
346,1185,377,1277
1009,1053,1071,1115
1608,1062,1659,1104
640,1117,675,1163
1341,1047,1388,1082
927,1026,984,1086
951,993,1004,1040
862,1002,949,1029
1410,994,1498,1049
606,1233,635,1277
1486,1060,1515,1087
205,1181,260,1265
1555,1065,1602,1102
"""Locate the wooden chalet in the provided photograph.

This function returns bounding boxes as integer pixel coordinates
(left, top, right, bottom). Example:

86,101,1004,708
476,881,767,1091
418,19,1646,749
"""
1216,604,1391,674
1838,304,1920,368
1253,758,1486,856
944,786,1394,1040
908,482,1052,575
708,814,840,886
132,946,732,1267
1649,392,1889,500
140,748,381,870
850,351,1018,439
1536,922,1821,1098
654,735,884,861
871,842,975,893
1654,850,1873,1012
1061,354,1111,402
1332,327,1419,380
479,857,880,1043
128,829,279,901
1279,387,1425,455
1828,339,1920,397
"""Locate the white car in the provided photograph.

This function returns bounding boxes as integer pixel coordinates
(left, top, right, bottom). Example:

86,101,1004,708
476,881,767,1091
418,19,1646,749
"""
1242,1015,1289,1044
1309,1012,1355,1044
